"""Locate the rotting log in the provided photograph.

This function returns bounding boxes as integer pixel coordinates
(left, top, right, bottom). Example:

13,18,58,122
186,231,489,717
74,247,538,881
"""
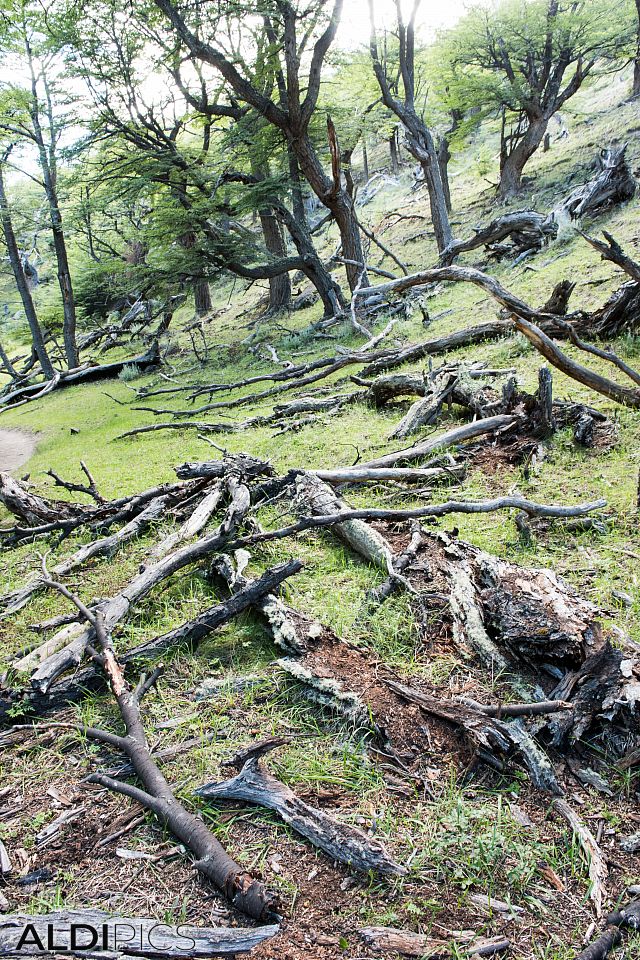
545,642,639,752
0,473,77,527
558,146,636,221
196,738,406,876
440,209,557,266
385,678,562,794
294,472,395,572
0,910,278,957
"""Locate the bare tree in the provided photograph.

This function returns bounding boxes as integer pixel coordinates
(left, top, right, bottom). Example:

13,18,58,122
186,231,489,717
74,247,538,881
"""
368,0,453,252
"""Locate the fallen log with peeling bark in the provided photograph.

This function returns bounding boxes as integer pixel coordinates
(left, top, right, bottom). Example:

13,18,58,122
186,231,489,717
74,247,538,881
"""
294,472,395,572
197,738,406,876
0,910,278,957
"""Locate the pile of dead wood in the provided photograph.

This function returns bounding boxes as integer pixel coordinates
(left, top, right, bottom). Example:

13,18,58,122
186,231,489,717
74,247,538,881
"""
0,441,637,947
118,232,640,450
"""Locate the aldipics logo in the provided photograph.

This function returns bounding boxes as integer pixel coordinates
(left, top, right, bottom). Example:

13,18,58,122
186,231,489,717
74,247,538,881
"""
3,917,197,954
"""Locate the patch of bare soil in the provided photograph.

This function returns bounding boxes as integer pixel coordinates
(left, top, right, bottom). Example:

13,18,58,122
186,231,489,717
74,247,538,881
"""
0,428,37,472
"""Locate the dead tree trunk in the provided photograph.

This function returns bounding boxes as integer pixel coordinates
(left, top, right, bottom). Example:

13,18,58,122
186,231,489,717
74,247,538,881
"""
389,129,400,175
0,161,54,379
559,146,636,220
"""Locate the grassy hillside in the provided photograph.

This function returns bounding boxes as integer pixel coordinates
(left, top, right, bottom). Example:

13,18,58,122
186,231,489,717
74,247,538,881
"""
0,71,639,959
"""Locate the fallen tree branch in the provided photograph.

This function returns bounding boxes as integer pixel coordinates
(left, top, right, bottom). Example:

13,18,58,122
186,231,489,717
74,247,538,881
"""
553,798,607,917
355,263,640,408
38,570,278,922
576,901,640,960
0,560,302,723
196,737,406,876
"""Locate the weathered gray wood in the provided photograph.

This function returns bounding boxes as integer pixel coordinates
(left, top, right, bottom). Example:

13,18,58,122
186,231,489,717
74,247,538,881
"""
0,841,11,876
294,472,394,572
0,473,76,527
0,560,302,724
355,415,518,469
0,910,278,957
440,209,557,265
313,465,465,485
559,146,636,220
196,744,406,876
28,477,253,692
553,798,607,917
3,496,170,623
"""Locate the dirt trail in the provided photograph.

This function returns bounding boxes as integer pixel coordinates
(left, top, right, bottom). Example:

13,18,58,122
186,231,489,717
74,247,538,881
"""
0,428,37,472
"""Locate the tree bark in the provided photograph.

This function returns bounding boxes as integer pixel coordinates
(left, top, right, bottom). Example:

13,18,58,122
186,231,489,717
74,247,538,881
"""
633,0,640,98
498,116,549,198
437,134,452,213
0,162,54,379
389,129,399,175
193,279,212,316
291,125,369,292
257,207,291,311
362,137,369,181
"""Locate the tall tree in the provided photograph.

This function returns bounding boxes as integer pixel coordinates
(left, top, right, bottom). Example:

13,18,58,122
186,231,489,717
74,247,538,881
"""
444,0,631,198
151,0,370,293
0,153,54,378
633,0,640,97
0,0,79,366
368,0,453,252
